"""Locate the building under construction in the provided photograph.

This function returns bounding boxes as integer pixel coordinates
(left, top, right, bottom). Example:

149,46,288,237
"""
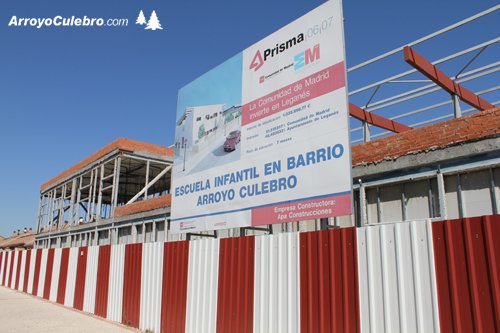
35,139,173,248
34,106,500,248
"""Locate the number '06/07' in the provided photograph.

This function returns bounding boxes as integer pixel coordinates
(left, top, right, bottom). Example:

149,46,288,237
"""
307,16,334,38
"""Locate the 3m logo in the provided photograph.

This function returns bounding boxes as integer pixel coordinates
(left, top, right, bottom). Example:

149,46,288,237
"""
249,50,264,71
294,44,320,70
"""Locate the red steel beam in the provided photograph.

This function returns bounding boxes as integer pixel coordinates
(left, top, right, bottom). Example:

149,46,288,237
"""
349,103,412,133
404,46,495,111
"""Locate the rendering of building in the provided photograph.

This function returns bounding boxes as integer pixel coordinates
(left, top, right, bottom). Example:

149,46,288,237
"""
175,104,225,152
173,104,242,175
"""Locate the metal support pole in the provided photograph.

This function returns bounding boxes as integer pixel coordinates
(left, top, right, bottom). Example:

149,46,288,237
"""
436,171,447,220
91,167,99,221
145,160,150,199
112,228,117,245
376,187,382,223
46,190,54,231
36,195,43,233
59,183,66,229
96,164,105,221
363,122,371,142
68,179,77,227
75,176,82,225
164,219,168,242
428,178,435,218
489,168,498,215
452,94,462,118
87,169,94,222
43,191,49,231
132,224,137,243
401,183,407,221
111,157,121,217
457,174,464,218
152,220,157,242
359,180,367,227
319,218,329,230
142,221,145,243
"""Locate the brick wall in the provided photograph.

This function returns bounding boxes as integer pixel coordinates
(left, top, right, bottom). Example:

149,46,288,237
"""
352,107,500,167
114,194,172,218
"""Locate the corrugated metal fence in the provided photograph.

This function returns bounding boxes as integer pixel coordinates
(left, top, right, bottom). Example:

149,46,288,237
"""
0,215,499,332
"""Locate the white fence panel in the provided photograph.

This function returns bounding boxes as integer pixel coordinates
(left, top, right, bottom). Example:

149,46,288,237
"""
27,249,37,294
107,244,125,323
49,248,62,302
4,251,12,287
140,242,164,333
64,247,79,307
254,232,300,333
37,249,48,297
9,251,19,289
0,252,5,283
185,238,220,333
357,220,440,333
83,246,99,313
0,252,5,281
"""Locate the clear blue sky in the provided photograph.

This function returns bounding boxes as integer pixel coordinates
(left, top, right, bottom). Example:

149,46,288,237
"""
0,0,498,236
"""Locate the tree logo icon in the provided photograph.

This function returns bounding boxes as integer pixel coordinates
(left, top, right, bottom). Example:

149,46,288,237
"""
136,10,146,25
145,10,163,31
136,10,163,31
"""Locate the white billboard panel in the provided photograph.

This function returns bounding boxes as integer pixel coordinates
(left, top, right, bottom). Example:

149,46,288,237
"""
171,0,351,233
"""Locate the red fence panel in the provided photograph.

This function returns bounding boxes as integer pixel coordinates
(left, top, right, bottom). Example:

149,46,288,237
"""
1,252,7,286
7,251,16,287
299,227,360,333
432,215,500,333
32,249,42,295
0,252,4,286
122,243,142,328
2,252,7,286
56,248,70,304
73,247,88,310
160,241,189,333
94,245,111,318
43,249,55,299
216,236,255,333
22,250,31,293
484,214,500,328
15,251,23,290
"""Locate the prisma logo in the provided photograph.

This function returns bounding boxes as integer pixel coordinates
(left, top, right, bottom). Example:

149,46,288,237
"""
249,33,305,72
294,44,320,70
249,51,264,71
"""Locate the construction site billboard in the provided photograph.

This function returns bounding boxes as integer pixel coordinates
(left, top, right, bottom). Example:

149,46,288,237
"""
171,0,352,233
